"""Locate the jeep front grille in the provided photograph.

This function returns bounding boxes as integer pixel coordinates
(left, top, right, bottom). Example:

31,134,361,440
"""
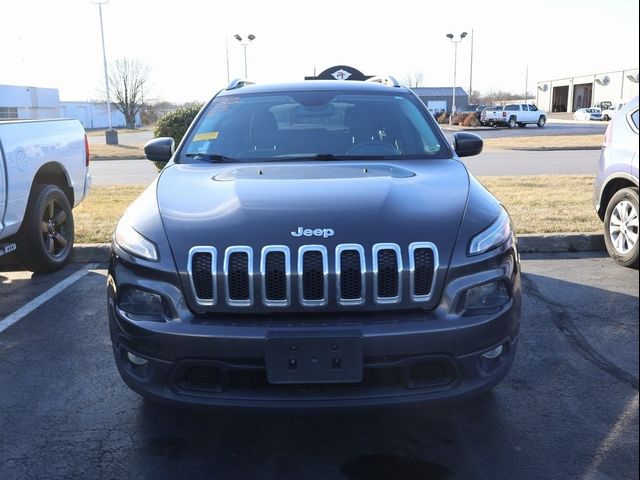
187,242,438,308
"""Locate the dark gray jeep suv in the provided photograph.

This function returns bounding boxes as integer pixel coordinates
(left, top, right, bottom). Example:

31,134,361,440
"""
108,77,521,408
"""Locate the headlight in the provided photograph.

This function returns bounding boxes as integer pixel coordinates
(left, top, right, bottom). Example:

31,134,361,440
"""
114,221,159,261
469,207,512,255
464,280,510,311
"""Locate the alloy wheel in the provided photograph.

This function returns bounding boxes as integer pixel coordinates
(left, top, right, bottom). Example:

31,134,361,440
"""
609,199,639,254
40,199,71,258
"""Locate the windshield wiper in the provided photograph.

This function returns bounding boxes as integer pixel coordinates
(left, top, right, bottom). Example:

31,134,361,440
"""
185,153,237,163
253,153,400,163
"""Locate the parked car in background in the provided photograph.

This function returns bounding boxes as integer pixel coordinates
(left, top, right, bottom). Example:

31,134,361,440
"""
0,119,91,272
574,108,604,121
478,106,501,125
475,105,489,120
601,101,626,121
593,96,639,267
481,104,546,128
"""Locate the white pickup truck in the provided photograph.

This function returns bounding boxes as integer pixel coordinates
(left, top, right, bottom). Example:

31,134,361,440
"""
480,103,547,128
0,119,91,272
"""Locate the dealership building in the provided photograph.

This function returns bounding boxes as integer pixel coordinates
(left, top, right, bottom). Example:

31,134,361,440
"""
536,68,639,112
0,83,140,128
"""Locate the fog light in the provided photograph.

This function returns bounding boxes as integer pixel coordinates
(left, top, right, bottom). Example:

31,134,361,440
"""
119,288,164,316
482,344,504,359
127,352,149,366
464,280,510,311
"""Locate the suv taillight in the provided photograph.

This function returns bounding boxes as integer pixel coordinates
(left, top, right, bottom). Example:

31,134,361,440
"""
602,122,613,148
84,134,90,166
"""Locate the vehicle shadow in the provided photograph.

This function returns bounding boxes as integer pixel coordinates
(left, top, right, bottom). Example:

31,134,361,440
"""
123,270,638,480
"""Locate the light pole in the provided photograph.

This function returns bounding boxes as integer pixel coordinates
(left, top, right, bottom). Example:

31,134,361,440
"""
91,0,117,144
468,29,474,104
234,34,256,78
446,31,467,125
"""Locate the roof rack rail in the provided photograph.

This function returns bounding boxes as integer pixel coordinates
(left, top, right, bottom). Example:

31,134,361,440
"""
365,75,402,87
226,78,255,90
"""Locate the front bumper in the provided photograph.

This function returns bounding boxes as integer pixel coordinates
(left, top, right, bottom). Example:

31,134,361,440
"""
107,247,521,409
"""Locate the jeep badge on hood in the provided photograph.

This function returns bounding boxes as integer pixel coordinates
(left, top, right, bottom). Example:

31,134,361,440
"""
291,227,335,238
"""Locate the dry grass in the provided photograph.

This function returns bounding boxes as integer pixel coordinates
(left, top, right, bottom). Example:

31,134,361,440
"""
479,175,601,234
73,176,601,243
89,143,145,160
483,134,603,151
74,185,146,243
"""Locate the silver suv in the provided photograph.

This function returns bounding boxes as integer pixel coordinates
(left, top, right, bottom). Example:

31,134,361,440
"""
593,96,639,267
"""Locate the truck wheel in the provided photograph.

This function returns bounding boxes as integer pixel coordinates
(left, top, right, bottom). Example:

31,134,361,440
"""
604,187,639,268
602,114,610,121
16,184,74,273
537,116,546,128
507,117,517,129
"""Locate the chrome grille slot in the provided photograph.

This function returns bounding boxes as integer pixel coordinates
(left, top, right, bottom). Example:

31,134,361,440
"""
373,244,402,304
409,242,438,302
188,247,217,306
260,246,291,307
336,244,365,305
298,245,328,306
224,247,254,306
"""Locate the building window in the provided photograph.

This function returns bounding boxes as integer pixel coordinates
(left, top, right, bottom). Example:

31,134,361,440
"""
0,107,18,119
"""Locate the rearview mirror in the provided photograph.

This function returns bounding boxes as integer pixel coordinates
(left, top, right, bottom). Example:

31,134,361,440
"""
453,132,483,157
144,137,175,163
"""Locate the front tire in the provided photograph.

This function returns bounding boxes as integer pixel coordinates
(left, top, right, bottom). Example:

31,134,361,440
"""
16,184,75,273
537,116,546,128
507,116,517,129
604,188,639,268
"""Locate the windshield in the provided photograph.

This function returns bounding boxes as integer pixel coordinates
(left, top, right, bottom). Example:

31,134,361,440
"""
180,90,450,163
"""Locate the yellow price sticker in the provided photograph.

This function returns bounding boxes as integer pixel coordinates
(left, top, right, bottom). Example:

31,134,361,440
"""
193,131,219,141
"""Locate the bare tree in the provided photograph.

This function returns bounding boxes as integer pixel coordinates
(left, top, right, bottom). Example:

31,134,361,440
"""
108,58,150,128
402,72,425,88
475,89,525,105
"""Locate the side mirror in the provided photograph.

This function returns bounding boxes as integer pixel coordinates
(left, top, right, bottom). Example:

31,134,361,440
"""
144,137,175,163
453,132,483,157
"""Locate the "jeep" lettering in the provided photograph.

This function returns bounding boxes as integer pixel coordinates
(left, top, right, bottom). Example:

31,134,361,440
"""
291,227,335,238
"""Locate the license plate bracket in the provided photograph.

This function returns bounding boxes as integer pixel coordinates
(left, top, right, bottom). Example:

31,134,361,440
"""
265,336,363,384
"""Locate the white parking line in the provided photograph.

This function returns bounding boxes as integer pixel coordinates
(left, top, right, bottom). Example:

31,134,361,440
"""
0,263,99,334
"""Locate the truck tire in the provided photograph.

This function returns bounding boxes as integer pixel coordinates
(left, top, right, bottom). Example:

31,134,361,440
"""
603,187,639,268
16,184,75,273
507,116,517,129
537,116,546,128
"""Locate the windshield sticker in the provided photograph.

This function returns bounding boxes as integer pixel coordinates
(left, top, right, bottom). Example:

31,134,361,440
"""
208,96,240,114
193,131,219,142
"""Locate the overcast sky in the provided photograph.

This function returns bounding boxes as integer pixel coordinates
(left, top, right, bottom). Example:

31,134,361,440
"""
2,0,638,103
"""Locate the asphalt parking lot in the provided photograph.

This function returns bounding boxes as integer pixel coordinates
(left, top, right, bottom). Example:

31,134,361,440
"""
0,252,637,480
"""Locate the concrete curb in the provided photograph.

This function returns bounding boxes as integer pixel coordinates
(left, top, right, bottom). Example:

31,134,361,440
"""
68,233,606,263
71,243,111,263
517,232,605,253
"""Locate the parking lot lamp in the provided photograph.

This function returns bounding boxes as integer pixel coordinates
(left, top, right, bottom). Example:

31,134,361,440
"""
91,0,117,144
234,34,256,78
446,31,467,125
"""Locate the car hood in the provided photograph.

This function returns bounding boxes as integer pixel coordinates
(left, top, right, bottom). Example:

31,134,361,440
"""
157,160,470,310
